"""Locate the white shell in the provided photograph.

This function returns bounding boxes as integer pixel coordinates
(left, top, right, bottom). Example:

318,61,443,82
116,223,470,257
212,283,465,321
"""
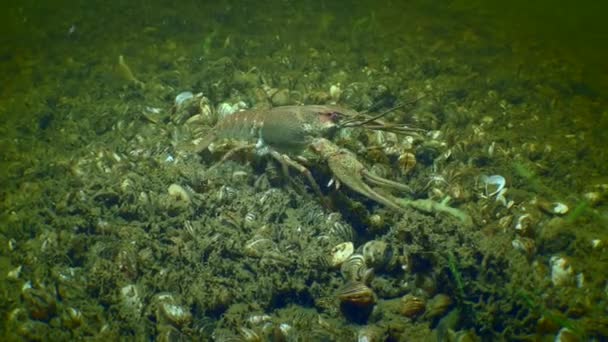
329,242,354,268
7,265,22,279
198,96,217,126
168,184,191,204
159,302,192,326
175,91,194,106
550,256,574,287
551,202,569,215
216,102,236,119
329,84,342,102
481,174,505,197
235,100,248,110
120,284,143,315
244,237,275,258
361,240,390,270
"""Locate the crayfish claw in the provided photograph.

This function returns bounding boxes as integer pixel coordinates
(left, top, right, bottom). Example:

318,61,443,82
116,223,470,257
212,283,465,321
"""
312,138,409,212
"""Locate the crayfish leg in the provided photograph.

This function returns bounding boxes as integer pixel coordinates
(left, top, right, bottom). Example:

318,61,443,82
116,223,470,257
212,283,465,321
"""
268,150,331,209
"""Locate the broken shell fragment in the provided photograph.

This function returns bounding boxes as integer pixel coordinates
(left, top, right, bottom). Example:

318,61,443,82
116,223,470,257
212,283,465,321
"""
329,242,354,268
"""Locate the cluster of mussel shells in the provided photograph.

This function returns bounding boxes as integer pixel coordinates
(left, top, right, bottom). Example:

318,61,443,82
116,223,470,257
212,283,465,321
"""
329,239,453,324
329,240,397,312
169,91,247,128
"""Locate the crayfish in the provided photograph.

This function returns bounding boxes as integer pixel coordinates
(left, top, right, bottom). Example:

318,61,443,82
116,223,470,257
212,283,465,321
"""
194,101,422,212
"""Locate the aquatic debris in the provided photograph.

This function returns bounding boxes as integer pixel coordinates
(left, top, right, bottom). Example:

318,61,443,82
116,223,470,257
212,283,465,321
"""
396,197,473,227
117,55,144,88
481,174,505,197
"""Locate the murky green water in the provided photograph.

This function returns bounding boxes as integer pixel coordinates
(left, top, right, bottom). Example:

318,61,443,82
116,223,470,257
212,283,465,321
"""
2,1,607,340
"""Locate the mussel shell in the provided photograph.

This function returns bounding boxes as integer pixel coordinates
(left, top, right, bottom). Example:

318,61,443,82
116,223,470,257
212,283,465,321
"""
357,325,386,342
341,254,373,283
337,281,376,307
400,294,426,318
337,281,376,323
329,242,355,268
361,240,395,271
424,293,452,319
329,221,356,243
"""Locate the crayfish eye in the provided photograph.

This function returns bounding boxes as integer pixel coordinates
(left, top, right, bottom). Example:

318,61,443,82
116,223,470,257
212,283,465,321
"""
318,111,340,124
319,111,341,123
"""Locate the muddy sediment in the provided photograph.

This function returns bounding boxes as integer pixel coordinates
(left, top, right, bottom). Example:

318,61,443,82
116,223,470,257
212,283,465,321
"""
1,1,607,340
